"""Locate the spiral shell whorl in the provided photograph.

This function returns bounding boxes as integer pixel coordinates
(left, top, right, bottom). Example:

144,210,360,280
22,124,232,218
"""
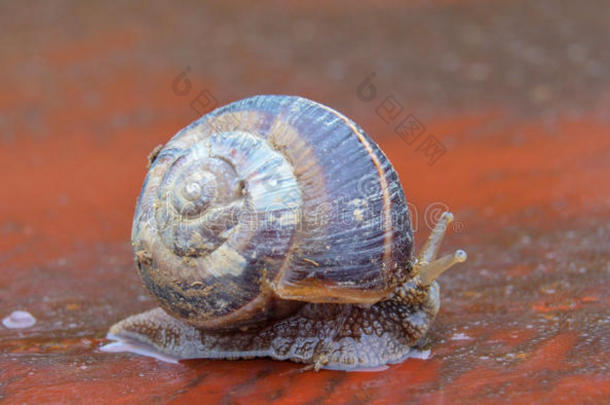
134,128,303,328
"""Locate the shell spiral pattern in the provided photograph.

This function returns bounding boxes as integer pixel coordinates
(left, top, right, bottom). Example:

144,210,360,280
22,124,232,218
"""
132,95,413,330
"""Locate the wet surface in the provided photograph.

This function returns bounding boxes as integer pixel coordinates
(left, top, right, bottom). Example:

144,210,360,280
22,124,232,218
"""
1,0,609,403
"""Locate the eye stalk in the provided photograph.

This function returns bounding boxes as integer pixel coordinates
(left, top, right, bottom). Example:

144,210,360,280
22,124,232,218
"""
414,211,467,286
182,181,202,201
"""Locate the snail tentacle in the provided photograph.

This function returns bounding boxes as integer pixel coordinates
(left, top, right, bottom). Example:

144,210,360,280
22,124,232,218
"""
414,211,467,285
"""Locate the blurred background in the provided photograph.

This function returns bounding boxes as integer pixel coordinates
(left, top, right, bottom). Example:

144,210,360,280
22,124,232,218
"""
1,1,609,403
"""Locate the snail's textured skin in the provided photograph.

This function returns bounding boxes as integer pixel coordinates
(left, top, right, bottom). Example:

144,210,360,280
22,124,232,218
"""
108,279,438,370
106,95,466,370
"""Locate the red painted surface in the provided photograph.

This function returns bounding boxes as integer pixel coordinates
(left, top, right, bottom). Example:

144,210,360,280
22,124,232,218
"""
1,1,609,404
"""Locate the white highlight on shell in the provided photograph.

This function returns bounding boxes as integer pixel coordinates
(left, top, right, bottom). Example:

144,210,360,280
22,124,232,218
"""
203,244,247,277
183,181,202,201
2,310,36,329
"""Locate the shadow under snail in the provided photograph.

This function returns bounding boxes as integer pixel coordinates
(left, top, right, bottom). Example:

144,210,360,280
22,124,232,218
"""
103,95,467,371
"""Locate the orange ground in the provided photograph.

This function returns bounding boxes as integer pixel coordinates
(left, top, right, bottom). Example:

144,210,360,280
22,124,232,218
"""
1,1,609,404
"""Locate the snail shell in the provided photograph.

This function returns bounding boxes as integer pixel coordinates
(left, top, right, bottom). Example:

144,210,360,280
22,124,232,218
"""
133,95,412,330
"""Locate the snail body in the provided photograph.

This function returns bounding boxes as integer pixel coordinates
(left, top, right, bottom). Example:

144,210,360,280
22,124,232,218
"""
105,95,466,370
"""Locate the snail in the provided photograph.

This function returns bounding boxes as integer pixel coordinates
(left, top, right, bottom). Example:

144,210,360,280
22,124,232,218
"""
103,95,467,371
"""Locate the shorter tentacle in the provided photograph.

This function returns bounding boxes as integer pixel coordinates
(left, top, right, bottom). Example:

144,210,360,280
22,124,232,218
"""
417,250,467,286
